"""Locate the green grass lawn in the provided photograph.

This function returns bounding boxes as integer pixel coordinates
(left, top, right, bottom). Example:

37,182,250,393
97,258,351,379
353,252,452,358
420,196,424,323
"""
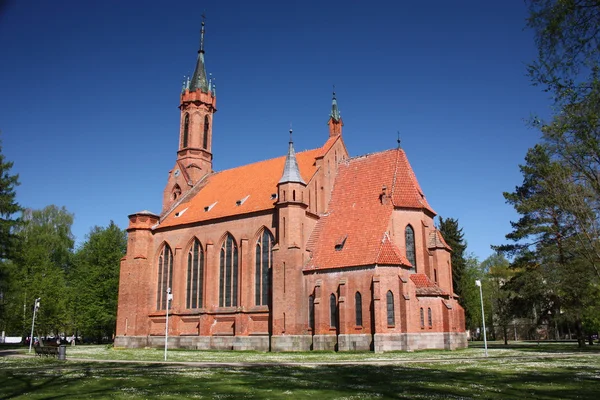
1,342,599,399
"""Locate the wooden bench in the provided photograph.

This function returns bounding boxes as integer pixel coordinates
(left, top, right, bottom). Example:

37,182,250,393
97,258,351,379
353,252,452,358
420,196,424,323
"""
34,346,59,358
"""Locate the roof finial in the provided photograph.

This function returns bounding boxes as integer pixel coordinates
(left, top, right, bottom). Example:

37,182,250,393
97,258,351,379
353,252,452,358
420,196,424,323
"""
200,12,206,53
397,131,401,149
289,123,293,143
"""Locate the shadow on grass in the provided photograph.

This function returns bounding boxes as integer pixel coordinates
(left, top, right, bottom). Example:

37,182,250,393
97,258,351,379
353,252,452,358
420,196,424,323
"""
0,357,598,399
468,341,600,354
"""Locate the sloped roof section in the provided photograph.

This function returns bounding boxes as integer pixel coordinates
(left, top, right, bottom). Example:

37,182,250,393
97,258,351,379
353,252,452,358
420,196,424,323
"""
377,233,411,266
307,148,427,270
391,149,435,214
428,230,452,251
159,147,321,228
410,273,448,296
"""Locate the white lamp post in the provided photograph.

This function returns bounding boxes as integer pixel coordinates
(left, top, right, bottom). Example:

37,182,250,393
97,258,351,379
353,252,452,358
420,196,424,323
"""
475,280,488,356
28,298,40,354
164,288,173,361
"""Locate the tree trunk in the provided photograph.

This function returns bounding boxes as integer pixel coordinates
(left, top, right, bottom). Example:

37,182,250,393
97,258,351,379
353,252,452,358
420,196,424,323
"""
575,319,585,348
503,325,508,345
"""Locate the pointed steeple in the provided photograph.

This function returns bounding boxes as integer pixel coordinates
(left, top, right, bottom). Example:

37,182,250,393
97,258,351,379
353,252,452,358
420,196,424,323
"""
330,90,341,122
279,128,306,184
327,88,343,137
189,16,209,92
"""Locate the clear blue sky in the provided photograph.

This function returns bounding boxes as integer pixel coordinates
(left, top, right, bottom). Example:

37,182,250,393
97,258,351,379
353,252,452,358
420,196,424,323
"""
0,0,549,261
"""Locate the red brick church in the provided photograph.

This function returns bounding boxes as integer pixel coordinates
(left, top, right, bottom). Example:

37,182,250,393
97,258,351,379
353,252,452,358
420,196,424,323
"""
115,22,467,352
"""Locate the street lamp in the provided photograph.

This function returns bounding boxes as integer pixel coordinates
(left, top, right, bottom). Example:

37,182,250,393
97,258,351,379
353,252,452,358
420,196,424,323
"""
475,280,488,356
164,288,173,361
28,298,40,354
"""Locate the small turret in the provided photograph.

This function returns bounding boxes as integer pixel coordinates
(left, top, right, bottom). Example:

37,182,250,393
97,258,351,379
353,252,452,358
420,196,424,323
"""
279,128,306,185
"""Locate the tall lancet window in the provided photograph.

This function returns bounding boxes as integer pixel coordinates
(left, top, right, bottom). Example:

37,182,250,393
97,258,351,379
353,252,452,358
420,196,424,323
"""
355,292,363,326
203,115,209,149
386,290,395,326
330,294,337,329
405,225,416,268
255,230,274,306
186,239,204,309
156,244,173,310
183,113,190,148
219,234,238,307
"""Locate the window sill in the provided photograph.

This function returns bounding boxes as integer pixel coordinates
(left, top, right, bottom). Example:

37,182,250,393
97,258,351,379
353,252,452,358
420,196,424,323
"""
354,326,363,330
387,325,395,329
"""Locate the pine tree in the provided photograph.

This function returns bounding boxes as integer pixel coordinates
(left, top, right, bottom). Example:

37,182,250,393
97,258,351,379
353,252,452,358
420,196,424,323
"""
0,136,22,331
0,137,21,259
438,217,467,298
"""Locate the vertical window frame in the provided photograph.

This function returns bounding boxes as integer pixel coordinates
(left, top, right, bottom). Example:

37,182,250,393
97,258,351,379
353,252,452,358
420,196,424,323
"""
183,113,190,148
219,234,238,307
386,290,395,327
186,239,204,309
330,293,337,329
355,292,363,327
156,245,173,311
405,225,416,269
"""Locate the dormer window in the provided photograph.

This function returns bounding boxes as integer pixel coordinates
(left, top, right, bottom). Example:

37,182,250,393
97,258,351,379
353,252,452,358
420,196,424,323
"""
335,235,347,251
270,193,277,200
236,195,250,206
204,201,217,212
175,207,188,217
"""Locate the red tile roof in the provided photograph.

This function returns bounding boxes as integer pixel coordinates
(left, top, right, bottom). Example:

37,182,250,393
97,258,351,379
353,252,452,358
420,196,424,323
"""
410,273,448,296
391,149,435,213
306,148,431,270
159,147,322,228
428,230,452,251
377,233,410,266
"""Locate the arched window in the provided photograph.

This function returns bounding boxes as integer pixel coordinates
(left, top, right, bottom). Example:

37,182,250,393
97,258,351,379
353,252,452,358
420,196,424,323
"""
203,115,209,149
330,294,337,328
183,113,189,148
156,244,173,310
219,234,238,307
308,295,315,331
420,308,425,328
434,269,438,284
428,307,433,327
405,225,416,268
186,239,204,309
255,230,274,306
386,290,395,326
355,292,363,326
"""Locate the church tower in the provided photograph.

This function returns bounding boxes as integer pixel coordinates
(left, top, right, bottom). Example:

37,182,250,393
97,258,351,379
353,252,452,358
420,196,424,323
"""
163,18,217,213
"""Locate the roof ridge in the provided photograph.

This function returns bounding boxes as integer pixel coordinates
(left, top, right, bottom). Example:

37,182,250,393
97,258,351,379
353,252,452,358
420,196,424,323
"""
342,147,399,163
211,146,322,176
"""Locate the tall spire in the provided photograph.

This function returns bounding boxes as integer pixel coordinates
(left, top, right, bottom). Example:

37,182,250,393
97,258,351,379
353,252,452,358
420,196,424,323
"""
327,87,343,137
330,87,341,122
189,15,209,92
279,128,306,184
